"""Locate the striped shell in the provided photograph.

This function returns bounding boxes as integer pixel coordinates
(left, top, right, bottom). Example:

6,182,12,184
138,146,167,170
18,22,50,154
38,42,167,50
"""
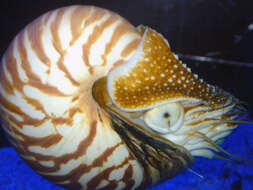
0,5,145,189
0,5,246,190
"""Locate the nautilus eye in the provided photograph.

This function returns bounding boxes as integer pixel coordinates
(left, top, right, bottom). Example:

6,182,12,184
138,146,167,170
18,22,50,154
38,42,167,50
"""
0,5,249,190
143,102,184,133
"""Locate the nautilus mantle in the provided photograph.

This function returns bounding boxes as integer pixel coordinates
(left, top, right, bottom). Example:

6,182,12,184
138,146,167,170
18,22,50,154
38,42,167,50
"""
0,5,247,190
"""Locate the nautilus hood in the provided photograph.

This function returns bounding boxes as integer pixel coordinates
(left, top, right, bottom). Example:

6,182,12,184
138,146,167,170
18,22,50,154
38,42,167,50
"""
107,26,233,112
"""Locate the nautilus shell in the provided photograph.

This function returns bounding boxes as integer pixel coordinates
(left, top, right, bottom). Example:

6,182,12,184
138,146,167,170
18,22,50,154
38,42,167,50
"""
0,5,247,190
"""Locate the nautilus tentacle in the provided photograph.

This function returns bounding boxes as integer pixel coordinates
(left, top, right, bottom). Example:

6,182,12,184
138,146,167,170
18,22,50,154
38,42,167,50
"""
0,5,247,190
103,26,245,159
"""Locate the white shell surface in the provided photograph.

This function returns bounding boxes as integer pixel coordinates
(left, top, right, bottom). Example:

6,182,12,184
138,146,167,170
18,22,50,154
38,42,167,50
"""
0,5,145,190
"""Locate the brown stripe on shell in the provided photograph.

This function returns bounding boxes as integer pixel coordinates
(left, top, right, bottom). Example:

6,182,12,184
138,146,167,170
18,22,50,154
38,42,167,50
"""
24,95,47,115
81,9,107,70
85,15,119,67
27,17,51,66
103,21,137,61
0,94,46,128
50,8,66,53
46,142,124,185
6,38,49,115
69,6,92,46
7,111,46,128
43,10,54,27
120,38,140,58
17,30,67,96
71,95,79,103
82,7,107,30
87,167,118,190
0,57,15,95
56,56,81,86
46,8,81,86
30,82,68,96
17,121,97,174
1,113,61,149
26,134,63,148
9,123,62,148
51,107,81,126
86,155,134,190
4,42,25,93
18,30,43,82
0,42,47,114
121,165,135,190
109,60,125,73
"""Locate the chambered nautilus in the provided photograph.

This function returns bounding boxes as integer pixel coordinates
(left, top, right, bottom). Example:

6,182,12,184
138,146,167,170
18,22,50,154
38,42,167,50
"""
0,5,250,190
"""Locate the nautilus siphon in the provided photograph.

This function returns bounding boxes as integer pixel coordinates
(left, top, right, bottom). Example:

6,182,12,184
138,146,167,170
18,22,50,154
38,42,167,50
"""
0,5,249,190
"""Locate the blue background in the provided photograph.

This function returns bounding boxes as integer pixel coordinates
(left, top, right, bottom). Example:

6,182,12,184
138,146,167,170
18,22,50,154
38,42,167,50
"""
0,119,252,190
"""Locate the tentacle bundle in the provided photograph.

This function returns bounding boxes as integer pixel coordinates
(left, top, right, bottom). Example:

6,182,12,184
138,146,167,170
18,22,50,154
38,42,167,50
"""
0,5,248,190
105,26,247,159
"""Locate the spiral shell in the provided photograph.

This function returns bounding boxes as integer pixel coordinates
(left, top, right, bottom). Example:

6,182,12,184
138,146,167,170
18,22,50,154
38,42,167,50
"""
0,5,146,189
0,5,246,190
